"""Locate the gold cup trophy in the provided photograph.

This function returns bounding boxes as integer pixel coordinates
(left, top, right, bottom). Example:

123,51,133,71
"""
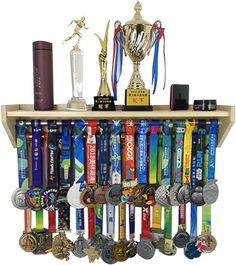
112,1,165,111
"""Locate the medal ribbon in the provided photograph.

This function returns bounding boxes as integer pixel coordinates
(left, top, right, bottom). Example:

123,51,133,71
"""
31,120,43,187
183,120,195,184
60,120,72,186
106,203,115,239
16,121,29,188
196,120,206,188
97,120,109,186
141,206,151,239
86,120,97,239
124,120,135,181
208,119,218,180
152,133,162,229
137,120,149,184
119,203,126,240
190,133,198,238
129,204,135,240
110,120,122,184
149,120,160,185
74,120,86,235
162,121,173,239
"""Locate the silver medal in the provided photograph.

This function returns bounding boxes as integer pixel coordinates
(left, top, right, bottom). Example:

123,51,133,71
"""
177,184,191,204
11,188,28,209
169,183,181,206
151,227,165,250
137,239,155,259
73,236,89,258
101,244,117,264
190,186,205,206
202,180,219,204
67,183,85,209
105,185,122,206
155,185,171,207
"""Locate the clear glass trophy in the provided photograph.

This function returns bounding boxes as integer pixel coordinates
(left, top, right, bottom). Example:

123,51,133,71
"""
63,17,87,111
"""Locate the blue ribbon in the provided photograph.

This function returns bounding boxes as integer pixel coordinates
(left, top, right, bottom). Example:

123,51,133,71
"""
16,121,28,188
74,120,86,234
97,120,110,186
31,120,42,187
60,120,72,186
129,204,135,239
152,40,160,95
208,120,218,180
137,120,149,184
106,203,115,238
162,120,173,185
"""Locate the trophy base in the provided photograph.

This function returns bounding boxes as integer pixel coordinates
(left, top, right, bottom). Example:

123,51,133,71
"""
67,97,87,111
92,96,116,111
123,88,153,111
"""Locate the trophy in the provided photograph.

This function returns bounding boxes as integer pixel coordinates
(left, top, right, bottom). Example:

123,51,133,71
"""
112,1,165,111
92,21,115,111
63,17,88,111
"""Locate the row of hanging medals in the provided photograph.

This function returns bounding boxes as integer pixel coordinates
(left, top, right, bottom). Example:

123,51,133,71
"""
12,118,219,262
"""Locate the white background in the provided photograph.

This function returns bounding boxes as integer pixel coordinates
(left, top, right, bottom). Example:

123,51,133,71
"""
0,0,236,264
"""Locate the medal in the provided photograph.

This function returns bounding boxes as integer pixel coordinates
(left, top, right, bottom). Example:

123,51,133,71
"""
52,231,74,261
203,119,219,204
113,203,128,262
190,120,206,206
83,246,100,263
106,120,122,206
177,120,195,204
80,121,98,208
155,120,173,207
137,206,155,259
12,121,29,209
184,132,202,259
25,120,45,211
67,120,86,209
121,120,137,203
169,120,185,206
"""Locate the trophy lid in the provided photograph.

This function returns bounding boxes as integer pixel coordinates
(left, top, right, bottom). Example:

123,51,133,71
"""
124,1,151,26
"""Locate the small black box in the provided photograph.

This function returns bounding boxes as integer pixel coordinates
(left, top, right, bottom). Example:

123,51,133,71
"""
170,84,189,110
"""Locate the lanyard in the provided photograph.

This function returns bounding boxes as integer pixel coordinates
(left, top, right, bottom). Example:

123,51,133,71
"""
25,120,44,212
155,120,173,207
57,120,72,232
136,120,149,184
203,119,219,204
184,132,202,259
106,203,115,238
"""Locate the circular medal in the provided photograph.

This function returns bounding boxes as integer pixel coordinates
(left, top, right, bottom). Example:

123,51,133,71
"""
19,233,38,252
113,240,128,262
169,183,181,206
160,239,177,256
67,183,85,209
11,188,28,209
190,186,205,206
126,240,137,258
200,233,217,253
202,180,219,204
25,187,45,211
94,185,109,204
73,236,89,258
101,245,117,264
177,184,191,204
41,188,58,211
105,185,122,206
80,186,97,208
155,185,171,207
137,239,155,259
184,240,202,259
151,228,165,250
173,231,190,248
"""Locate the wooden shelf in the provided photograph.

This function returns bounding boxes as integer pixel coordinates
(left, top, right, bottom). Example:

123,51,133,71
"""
1,104,235,148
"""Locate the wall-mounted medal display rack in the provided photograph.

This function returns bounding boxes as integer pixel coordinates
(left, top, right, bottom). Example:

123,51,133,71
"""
0,103,235,262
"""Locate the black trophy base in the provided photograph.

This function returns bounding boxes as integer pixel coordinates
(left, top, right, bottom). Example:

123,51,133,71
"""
123,88,153,111
92,96,116,111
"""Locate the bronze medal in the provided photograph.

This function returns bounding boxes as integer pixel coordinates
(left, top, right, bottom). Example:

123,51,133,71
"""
80,186,98,208
52,232,74,261
19,232,38,252
160,239,177,256
113,240,128,262
94,185,109,204
83,246,100,263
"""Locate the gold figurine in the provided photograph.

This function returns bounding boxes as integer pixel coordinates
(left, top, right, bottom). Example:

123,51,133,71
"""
95,20,111,97
63,16,88,50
